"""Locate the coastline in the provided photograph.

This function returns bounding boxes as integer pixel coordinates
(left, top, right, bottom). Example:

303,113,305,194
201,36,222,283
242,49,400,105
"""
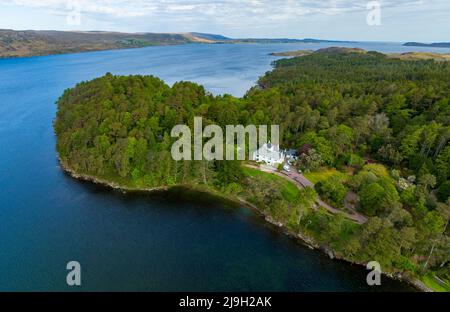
58,158,431,292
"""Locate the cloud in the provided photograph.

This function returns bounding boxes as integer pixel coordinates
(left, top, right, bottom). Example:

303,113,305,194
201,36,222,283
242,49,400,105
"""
0,0,435,19
0,0,447,37
0,0,157,17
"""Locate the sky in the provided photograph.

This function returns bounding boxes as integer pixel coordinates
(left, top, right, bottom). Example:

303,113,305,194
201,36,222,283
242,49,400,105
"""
0,0,449,42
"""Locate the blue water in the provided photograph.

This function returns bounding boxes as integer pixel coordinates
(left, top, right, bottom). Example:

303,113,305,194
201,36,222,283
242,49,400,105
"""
0,41,437,291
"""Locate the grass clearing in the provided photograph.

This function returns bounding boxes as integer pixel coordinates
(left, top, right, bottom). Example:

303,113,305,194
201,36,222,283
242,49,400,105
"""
303,168,341,184
422,274,450,292
242,167,300,203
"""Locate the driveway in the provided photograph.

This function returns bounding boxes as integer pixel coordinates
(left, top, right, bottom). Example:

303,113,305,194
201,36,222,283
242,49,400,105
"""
246,164,368,224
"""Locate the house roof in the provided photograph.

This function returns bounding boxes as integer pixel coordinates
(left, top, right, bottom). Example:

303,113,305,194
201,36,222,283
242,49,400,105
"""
284,149,297,156
254,143,284,160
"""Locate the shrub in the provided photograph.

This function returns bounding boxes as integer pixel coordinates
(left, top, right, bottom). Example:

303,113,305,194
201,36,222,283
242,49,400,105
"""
316,175,348,209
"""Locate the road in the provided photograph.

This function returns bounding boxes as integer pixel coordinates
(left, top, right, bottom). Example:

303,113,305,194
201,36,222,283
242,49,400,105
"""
247,164,368,224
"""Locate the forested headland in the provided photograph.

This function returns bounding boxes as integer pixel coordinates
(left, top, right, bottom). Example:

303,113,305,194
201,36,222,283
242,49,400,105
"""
54,49,450,291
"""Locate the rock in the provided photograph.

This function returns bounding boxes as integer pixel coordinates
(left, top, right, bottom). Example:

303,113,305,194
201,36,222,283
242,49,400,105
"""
320,246,335,259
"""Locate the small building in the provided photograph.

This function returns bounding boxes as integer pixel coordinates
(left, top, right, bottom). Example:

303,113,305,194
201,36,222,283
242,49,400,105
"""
253,142,285,167
284,149,298,163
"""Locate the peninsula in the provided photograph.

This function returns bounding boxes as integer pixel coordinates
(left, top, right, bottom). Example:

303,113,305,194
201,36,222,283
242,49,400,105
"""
270,48,450,61
54,48,450,292
404,42,450,48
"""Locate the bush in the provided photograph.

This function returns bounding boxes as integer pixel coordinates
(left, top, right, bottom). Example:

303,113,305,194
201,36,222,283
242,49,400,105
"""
346,153,365,168
316,175,348,209
358,178,400,216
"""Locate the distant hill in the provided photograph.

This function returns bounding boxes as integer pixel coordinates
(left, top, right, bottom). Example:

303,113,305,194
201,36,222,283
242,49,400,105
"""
0,29,359,58
404,42,450,48
0,30,193,58
189,32,231,41
271,47,366,57
301,38,358,44
228,38,355,44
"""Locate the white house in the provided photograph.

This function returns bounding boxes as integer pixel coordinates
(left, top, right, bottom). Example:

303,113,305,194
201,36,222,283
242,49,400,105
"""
252,142,285,167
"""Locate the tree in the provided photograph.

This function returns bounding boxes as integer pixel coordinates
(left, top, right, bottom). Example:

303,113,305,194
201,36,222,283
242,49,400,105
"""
377,144,403,166
358,178,400,216
398,227,417,252
417,211,446,269
297,148,323,172
298,132,335,165
346,153,365,168
316,175,348,208
437,181,450,203
327,124,353,157
435,145,450,184
359,217,400,269
214,160,243,186
418,174,437,191
401,128,422,158
359,182,385,216
387,205,413,228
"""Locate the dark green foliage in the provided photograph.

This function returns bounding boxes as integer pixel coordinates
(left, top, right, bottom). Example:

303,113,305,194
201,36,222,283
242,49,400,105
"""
437,181,450,202
54,74,216,187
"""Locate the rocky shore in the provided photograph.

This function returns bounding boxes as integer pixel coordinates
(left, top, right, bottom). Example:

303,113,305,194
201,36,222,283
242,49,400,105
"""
58,158,432,292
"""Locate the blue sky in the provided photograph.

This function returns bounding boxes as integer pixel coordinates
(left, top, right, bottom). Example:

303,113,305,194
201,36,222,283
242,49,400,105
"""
0,0,448,42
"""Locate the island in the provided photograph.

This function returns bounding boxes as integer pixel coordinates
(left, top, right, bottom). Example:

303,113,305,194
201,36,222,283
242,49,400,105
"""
54,48,450,292
404,42,450,48
271,48,450,61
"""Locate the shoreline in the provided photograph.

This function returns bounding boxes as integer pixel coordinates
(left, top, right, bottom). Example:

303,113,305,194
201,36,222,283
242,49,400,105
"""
58,158,432,292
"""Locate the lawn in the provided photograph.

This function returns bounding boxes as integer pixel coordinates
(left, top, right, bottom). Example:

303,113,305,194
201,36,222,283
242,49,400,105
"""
422,274,450,292
242,167,300,203
303,168,341,184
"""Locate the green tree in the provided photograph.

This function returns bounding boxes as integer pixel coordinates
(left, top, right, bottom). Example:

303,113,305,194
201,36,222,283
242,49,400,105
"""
316,175,348,208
